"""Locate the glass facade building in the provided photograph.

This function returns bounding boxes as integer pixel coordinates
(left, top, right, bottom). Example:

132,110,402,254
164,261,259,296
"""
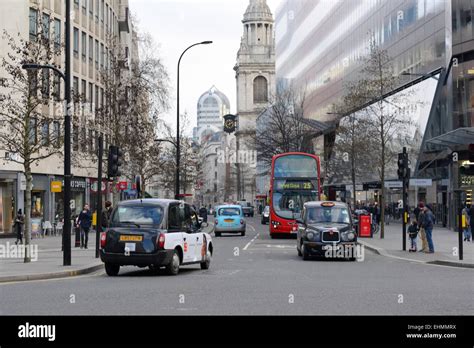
275,0,474,229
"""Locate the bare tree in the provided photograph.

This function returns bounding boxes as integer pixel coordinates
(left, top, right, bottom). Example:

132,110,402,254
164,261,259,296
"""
345,38,414,238
0,20,63,262
254,84,318,172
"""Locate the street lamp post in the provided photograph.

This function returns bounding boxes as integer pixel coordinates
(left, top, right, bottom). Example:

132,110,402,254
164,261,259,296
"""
21,1,72,266
176,41,212,200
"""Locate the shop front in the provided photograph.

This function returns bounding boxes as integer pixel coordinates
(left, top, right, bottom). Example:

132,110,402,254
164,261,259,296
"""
54,178,86,221
0,172,17,235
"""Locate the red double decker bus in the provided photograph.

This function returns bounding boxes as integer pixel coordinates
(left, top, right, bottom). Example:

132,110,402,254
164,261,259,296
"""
269,153,321,238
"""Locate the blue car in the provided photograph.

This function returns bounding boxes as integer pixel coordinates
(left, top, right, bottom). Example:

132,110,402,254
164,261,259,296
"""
214,205,246,237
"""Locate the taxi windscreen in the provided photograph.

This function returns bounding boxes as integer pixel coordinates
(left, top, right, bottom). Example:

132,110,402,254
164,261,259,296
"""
306,206,350,224
218,207,241,216
111,205,164,227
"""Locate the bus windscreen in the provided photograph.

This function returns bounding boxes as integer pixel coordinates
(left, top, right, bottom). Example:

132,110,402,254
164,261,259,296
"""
273,155,318,178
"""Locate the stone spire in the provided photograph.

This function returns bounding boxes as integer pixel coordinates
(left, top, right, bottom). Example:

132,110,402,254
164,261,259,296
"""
243,0,273,23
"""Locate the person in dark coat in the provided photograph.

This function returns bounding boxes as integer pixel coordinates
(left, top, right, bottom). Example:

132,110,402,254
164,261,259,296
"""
199,206,208,223
77,204,92,249
14,209,24,245
101,201,113,230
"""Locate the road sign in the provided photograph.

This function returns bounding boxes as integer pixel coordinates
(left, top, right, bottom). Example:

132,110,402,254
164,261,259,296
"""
409,179,432,187
385,181,403,188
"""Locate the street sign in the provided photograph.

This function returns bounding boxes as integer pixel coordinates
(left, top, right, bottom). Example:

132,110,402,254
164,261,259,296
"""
409,179,433,187
345,184,363,191
51,181,62,193
117,181,128,191
363,183,382,190
385,181,403,188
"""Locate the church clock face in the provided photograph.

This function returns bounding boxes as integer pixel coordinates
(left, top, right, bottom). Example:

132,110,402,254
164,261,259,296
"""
225,119,235,129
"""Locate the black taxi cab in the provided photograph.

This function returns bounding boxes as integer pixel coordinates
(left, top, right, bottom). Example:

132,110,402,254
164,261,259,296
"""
296,201,358,261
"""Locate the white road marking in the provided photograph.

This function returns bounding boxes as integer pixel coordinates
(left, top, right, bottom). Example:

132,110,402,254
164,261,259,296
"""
228,270,241,276
243,233,259,251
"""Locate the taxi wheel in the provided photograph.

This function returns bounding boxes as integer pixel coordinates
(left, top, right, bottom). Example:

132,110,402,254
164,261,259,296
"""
297,242,303,257
302,244,310,261
200,251,211,270
241,231,246,236
166,250,180,276
105,263,120,276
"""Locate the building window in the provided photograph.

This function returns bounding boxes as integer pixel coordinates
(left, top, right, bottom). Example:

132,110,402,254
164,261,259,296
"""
89,83,93,111
253,76,268,103
28,118,38,145
89,36,93,63
100,43,104,68
53,121,60,148
41,121,49,146
81,32,87,61
73,125,79,151
73,28,79,56
100,0,104,23
42,13,50,41
89,129,94,153
89,0,93,16
95,40,99,66
81,127,87,152
73,77,79,103
41,70,50,99
29,8,38,41
54,18,61,49
95,0,99,21
95,86,99,111
53,74,61,101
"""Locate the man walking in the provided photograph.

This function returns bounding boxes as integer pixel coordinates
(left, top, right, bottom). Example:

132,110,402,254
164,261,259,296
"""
470,204,474,243
77,204,92,249
421,206,435,253
101,201,113,231
14,209,24,245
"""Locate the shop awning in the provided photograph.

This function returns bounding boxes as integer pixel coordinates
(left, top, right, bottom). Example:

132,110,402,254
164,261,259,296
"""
426,127,474,147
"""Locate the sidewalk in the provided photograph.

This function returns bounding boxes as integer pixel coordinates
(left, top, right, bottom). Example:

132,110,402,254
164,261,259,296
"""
358,223,474,268
0,234,103,283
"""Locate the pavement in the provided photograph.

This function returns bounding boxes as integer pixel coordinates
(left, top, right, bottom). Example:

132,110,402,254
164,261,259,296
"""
0,217,473,315
0,232,103,283
358,223,474,268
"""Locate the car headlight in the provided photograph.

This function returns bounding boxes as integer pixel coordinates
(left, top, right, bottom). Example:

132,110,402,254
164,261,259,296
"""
342,231,356,241
306,229,320,241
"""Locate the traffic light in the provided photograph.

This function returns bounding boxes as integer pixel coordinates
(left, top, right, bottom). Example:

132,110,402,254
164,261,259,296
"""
107,145,123,179
397,152,409,180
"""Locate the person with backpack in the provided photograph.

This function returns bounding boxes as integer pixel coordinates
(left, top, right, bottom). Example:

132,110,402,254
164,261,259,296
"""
77,204,92,249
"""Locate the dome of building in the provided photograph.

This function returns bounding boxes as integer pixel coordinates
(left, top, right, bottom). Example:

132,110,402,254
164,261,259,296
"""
197,86,231,110
243,0,273,23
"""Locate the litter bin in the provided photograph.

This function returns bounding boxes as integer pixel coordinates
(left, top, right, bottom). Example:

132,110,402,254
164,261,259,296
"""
358,214,372,238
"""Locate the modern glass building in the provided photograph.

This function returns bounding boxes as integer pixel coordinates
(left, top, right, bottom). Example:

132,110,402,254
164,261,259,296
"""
275,0,474,229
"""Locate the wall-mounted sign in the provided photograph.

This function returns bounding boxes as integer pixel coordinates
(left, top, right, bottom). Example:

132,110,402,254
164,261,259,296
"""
385,181,403,189
51,181,62,193
223,114,237,134
410,179,433,187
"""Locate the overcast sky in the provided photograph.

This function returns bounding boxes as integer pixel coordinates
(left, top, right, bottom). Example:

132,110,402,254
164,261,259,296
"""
129,0,282,135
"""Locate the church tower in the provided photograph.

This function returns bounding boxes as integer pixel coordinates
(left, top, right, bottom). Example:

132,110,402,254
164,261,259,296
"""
234,0,275,201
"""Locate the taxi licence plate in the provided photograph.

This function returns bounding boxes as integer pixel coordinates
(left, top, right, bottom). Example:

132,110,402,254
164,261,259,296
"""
119,235,143,242
224,219,234,223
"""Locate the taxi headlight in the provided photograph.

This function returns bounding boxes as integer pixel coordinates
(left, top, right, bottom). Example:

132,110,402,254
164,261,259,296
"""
306,230,320,241
342,231,356,241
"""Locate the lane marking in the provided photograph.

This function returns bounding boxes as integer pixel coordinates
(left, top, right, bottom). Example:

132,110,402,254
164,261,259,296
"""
243,233,259,251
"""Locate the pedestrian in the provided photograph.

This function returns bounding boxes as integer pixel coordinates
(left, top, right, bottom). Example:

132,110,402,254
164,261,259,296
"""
13,209,24,245
469,204,474,243
417,203,428,252
461,205,471,242
421,206,435,253
77,204,92,249
407,220,419,252
101,201,113,231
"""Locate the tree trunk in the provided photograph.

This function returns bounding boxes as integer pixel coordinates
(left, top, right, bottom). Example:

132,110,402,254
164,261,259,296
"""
24,165,32,263
380,116,385,239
